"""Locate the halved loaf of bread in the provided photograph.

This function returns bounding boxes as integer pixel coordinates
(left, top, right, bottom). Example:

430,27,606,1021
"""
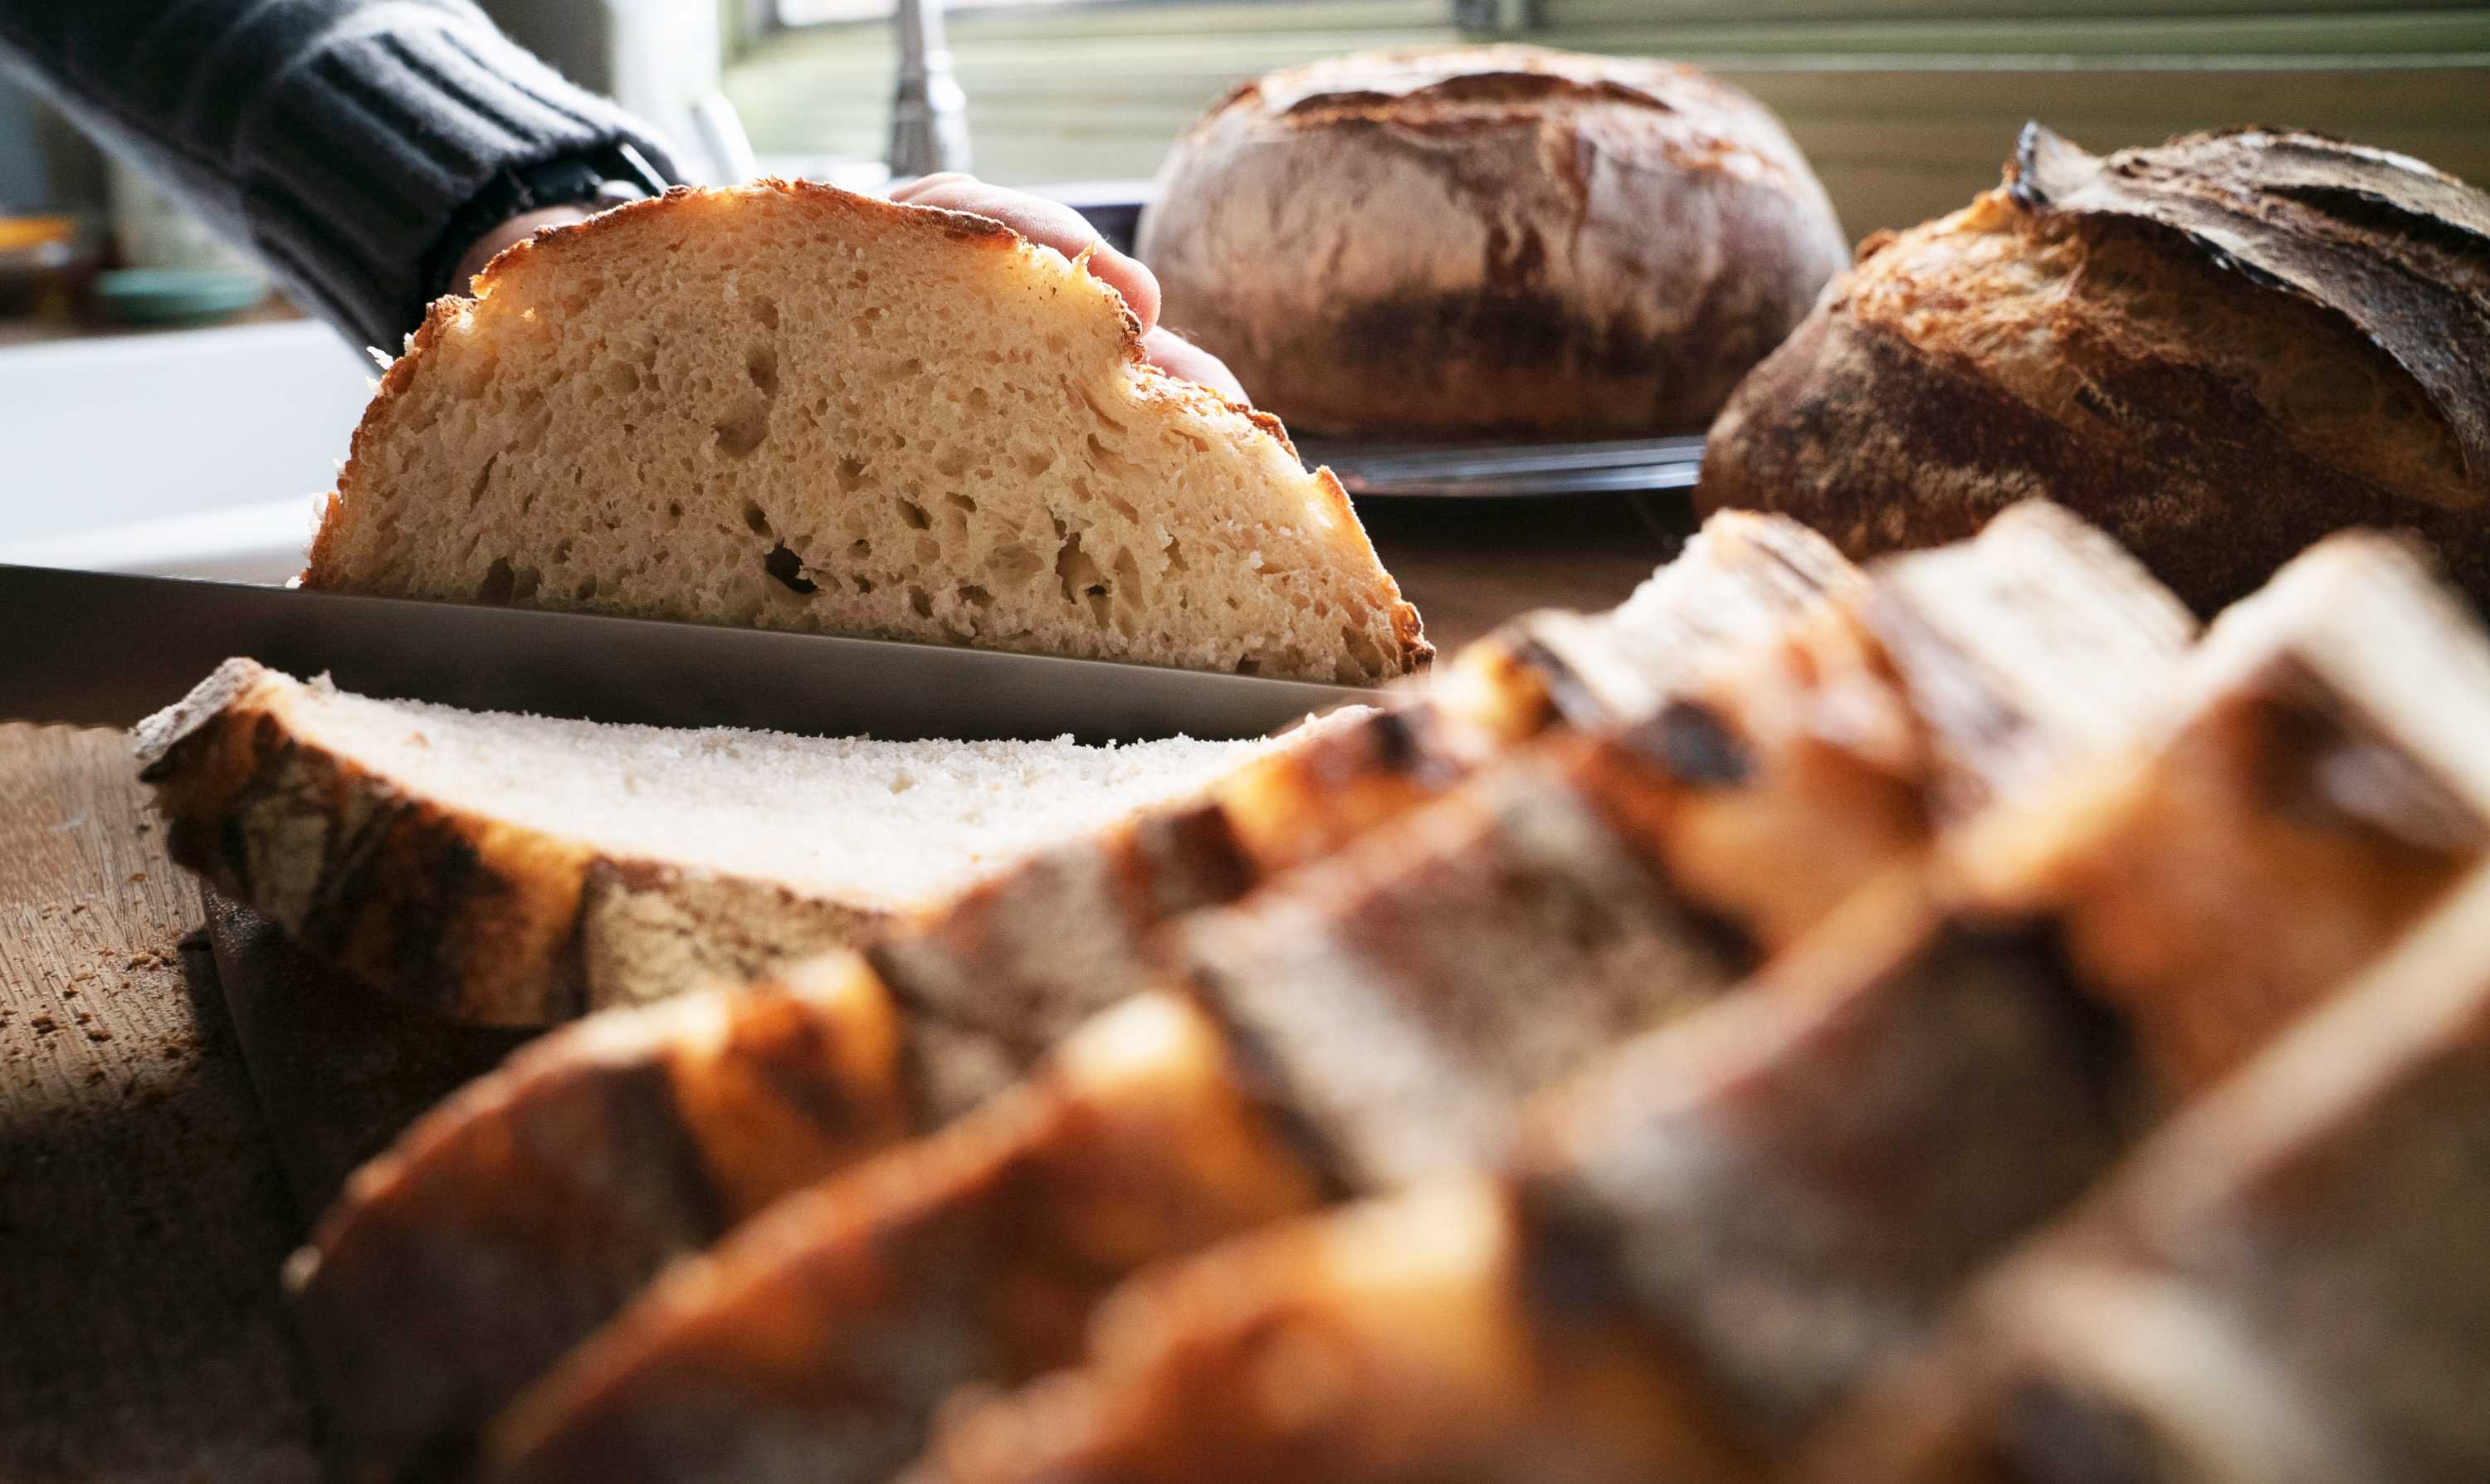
305,180,1427,684
135,659,1310,1023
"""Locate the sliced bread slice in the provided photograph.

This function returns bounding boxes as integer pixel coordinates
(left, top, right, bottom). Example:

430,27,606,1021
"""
1801,862,2490,1484
285,954,909,1477
1952,531,2490,1092
136,659,1301,1024
304,180,1427,684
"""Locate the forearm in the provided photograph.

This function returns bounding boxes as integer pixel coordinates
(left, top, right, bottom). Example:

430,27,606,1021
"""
0,0,676,349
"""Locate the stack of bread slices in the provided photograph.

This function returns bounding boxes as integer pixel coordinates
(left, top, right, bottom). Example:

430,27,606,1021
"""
144,483,2490,1482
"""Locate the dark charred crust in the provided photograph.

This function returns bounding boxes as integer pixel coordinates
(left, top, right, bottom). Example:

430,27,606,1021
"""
1990,1379,2172,1484
1630,700,1756,788
1518,915,2136,1450
2243,658,2490,859
140,679,594,1023
1702,309,2490,614
1129,803,1259,918
1171,973,1363,1204
299,1053,728,1472
2010,123,2490,477
1315,287,1767,437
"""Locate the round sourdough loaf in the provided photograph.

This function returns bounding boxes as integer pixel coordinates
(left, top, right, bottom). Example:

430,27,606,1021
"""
1138,46,1850,438
1699,124,2490,615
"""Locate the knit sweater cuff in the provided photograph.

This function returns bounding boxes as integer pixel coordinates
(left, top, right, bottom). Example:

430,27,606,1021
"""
242,12,677,349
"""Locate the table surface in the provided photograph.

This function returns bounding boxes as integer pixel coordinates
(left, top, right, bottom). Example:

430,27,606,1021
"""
0,492,1687,1477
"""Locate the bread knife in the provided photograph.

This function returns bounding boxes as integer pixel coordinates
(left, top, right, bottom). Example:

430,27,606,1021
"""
0,564,1375,743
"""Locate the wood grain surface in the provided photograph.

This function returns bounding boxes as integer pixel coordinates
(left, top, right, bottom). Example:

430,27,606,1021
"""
0,500,1674,1477
0,724,320,1482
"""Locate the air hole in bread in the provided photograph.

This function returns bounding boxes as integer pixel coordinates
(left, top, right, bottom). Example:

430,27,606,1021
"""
597,361,639,398
745,344,780,396
908,586,933,618
1054,532,1112,623
834,456,868,495
713,396,771,457
1234,656,1261,676
946,493,978,517
1163,536,1189,574
897,498,931,531
465,454,499,510
749,297,779,331
742,501,774,537
764,543,818,595
958,583,993,608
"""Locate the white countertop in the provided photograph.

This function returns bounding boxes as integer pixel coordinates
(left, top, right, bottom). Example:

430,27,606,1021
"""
0,319,374,583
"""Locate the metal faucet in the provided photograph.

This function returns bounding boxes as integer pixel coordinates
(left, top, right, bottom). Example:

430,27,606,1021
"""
887,0,971,180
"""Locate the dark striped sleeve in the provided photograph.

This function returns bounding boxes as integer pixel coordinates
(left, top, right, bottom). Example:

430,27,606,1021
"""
0,0,680,349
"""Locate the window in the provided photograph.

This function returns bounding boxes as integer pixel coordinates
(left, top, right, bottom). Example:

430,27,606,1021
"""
720,1,2490,237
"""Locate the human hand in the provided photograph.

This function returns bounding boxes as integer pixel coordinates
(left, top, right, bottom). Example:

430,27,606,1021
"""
889,173,1248,404
451,204,598,293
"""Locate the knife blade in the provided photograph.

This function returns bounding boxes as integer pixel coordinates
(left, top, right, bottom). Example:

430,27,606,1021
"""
1301,434,1706,499
0,564,1375,743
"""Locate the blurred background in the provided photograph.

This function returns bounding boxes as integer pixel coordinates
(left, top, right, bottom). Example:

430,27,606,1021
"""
2,0,2485,581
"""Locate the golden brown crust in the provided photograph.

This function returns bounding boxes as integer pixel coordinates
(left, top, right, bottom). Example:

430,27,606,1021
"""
134,661,907,1025
484,994,1326,1484
920,1179,1744,1484
138,659,595,1024
1699,126,2490,614
286,953,910,1477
